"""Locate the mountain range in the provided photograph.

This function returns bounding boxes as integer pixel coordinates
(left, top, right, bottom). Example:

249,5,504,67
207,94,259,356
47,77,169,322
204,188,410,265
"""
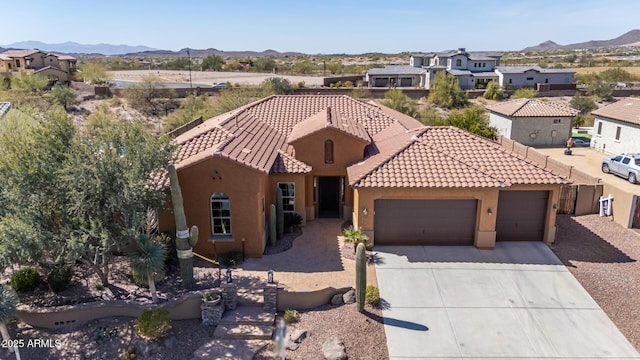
3,30,640,57
522,29,640,52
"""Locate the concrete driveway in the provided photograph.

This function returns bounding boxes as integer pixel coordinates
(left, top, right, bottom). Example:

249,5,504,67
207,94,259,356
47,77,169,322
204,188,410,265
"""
375,242,640,359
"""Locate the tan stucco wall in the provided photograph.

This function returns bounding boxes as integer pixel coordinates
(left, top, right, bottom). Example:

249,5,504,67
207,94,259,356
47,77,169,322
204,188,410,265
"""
173,156,268,258
269,173,307,225
353,184,561,248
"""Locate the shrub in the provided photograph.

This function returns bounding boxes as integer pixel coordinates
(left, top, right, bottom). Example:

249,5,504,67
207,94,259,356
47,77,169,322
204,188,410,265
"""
343,81,354,88
335,81,343,88
365,285,380,306
221,251,243,267
342,226,369,251
284,212,303,229
283,309,300,323
483,81,503,100
135,308,172,340
47,265,73,293
512,88,537,99
119,346,137,360
10,268,42,292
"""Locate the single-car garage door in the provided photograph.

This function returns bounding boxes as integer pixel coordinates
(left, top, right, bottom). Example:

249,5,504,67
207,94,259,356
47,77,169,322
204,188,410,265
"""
374,199,477,245
496,191,548,241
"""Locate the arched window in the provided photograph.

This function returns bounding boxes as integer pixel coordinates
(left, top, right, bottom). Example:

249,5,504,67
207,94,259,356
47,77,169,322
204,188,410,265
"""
211,192,231,235
324,140,334,164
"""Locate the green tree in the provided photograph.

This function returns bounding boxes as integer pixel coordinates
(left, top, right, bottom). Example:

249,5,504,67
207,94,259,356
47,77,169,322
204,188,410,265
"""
201,55,225,71
586,81,613,101
380,89,419,118
512,87,537,99
51,84,77,110
292,60,318,74
444,106,498,139
124,75,173,116
10,73,49,93
569,93,597,115
483,81,504,100
85,102,118,136
262,77,293,95
164,93,216,133
427,72,467,109
253,57,276,73
79,62,111,85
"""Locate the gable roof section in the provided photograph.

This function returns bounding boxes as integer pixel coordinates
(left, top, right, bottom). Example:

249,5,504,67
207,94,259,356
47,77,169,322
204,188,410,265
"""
349,127,568,188
0,49,42,58
173,95,409,174
486,99,579,117
592,97,640,126
34,66,68,75
287,106,370,144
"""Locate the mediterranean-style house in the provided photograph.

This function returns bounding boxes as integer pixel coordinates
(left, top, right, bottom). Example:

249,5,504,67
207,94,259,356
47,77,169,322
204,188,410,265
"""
161,95,569,259
0,49,77,86
591,97,640,154
487,99,579,147
366,48,575,90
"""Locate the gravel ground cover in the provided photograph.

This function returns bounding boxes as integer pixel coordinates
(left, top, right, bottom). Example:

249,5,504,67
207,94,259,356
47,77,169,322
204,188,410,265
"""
551,214,640,351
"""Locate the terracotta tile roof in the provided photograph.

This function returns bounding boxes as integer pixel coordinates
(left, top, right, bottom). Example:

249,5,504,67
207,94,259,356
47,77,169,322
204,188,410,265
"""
592,97,640,126
349,127,569,188
270,150,312,174
174,95,423,174
486,99,579,117
287,107,370,144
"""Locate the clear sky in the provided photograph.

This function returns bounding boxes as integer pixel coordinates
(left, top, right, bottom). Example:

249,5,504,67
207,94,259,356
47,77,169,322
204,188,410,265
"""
0,0,638,54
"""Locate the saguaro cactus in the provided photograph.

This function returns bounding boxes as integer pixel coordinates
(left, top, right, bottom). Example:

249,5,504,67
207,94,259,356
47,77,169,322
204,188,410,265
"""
355,242,366,312
276,187,284,239
269,204,277,246
168,164,199,289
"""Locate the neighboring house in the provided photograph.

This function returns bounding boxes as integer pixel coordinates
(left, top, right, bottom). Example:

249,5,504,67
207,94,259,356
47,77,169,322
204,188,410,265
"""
487,99,579,147
0,49,77,86
591,97,640,154
161,95,569,259
365,66,427,88
368,48,575,90
495,66,575,90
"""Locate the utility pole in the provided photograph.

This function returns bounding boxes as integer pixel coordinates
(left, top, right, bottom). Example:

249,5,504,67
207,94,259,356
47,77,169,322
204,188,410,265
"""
187,49,192,89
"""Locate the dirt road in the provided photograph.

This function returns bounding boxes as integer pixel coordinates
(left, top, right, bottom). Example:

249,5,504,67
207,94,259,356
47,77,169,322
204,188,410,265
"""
109,70,326,87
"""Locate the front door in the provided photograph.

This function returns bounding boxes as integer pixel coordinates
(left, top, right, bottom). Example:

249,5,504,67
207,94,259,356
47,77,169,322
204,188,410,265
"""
318,177,340,218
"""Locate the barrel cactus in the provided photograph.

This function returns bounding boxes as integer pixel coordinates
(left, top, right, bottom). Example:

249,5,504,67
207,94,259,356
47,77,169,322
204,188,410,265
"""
355,242,366,312
168,164,199,289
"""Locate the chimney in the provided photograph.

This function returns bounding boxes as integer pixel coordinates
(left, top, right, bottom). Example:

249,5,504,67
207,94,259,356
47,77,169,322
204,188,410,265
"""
458,48,466,53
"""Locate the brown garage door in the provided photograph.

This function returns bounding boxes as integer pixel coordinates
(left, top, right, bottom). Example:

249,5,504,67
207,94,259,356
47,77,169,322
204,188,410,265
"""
496,191,548,241
374,199,477,245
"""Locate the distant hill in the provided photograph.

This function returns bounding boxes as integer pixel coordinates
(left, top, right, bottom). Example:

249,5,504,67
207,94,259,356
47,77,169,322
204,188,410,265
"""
523,29,640,52
127,48,306,58
2,41,158,56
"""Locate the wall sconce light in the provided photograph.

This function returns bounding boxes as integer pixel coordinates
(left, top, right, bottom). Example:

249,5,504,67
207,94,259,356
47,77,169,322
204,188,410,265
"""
362,208,368,216
267,270,274,284
552,204,558,212
226,268,232,283
487,208,493,216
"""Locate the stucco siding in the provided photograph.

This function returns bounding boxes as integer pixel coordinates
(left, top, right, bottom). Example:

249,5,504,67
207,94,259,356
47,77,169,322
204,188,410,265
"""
592,118,640,155
489,113,513,140
509,116,573,147
500,71,574,89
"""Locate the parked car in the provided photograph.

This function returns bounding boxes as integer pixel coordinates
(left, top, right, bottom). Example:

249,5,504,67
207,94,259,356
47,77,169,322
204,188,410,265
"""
571,138,591,147
212,82,227,89
602,153,640,184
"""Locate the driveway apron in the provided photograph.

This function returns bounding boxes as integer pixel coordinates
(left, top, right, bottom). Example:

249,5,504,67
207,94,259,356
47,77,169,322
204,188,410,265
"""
375,242,640,359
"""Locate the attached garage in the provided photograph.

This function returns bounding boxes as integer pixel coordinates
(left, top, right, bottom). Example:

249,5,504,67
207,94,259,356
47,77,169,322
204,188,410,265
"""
496,191,549,241
374,199,477,245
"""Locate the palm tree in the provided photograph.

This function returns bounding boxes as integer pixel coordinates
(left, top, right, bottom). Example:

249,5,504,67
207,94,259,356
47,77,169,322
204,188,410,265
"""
129,236,167,303
0,285,20,359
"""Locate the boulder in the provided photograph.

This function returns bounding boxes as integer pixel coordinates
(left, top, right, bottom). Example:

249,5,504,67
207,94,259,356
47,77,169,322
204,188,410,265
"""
163,335,178,349
342,289,355,304
285,338,300,351
331,293,344,305
290,329,309,343
322,337,347,360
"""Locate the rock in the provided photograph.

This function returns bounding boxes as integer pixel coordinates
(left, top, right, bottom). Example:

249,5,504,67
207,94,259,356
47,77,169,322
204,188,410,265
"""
290,329,309,343
322,337,347,360
331,293,344,305
136,340,161,359
163,335,178,349
342,289,355,304
285,337,300,351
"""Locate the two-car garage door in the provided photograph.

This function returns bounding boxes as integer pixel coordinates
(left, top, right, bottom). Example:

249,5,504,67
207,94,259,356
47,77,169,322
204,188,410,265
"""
374,199,477,245
373,191,549,245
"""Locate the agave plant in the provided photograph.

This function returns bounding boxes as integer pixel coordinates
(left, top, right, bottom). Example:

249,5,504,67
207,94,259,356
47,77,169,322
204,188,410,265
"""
0,285,20,358
129,235,167,303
